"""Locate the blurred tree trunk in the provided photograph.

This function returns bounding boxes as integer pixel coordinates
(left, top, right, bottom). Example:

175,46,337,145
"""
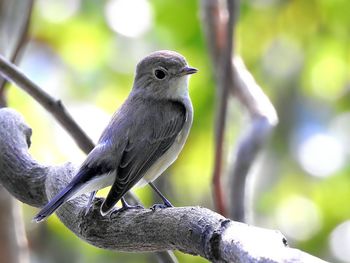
0,187,29,263
0,0,33,262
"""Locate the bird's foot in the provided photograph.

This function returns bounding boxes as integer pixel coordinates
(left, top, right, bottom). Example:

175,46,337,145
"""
109,205,144,219
109,198,143,219
148,182,173,211
150,199,173,211
84,191,97,216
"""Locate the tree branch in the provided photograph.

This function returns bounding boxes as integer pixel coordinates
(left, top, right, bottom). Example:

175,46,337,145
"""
0,108,327,263
0,0,33,107
0,2,33,262
0,54,94,153
201,0,278,221
201,0,236,217
0,188,29,263
228,58,278,221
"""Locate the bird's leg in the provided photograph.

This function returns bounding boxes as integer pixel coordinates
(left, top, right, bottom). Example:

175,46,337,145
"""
149,182,173,210
120,197,144,210
109,197,143,219
84,190,97,215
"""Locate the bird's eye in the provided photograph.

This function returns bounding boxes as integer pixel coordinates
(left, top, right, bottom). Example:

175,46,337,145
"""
154,69,166,80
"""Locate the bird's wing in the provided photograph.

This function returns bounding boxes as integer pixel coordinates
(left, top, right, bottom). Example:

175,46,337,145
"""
100,100,186,214
34,98,134,222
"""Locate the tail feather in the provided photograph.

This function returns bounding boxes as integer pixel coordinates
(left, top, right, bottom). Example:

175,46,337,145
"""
34,164,111,222
33,184,78,223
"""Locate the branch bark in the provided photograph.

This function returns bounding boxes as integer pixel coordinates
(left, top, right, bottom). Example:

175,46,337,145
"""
0,108,327,263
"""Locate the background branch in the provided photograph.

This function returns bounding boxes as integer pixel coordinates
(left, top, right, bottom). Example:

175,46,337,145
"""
0,54,95,154
0,0,33,100
0,108,327,263
201,0,236,217
0,1,33,263
228,58,278,221
0,0,33,107
201,0,278,221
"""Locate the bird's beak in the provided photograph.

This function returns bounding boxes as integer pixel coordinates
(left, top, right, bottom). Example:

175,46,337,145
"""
179,66,198,76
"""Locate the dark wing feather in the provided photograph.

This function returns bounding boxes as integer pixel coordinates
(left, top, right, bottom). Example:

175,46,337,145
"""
101,100,186,214
33,149,114,222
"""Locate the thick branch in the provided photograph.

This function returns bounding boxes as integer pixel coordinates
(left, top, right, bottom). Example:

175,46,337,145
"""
0,108,327,263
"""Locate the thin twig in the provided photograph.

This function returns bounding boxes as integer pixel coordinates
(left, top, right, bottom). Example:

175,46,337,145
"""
201,0,228,216
201,0,225,66
202,0,239,216
212,59,230,212
0,81,6,107
212,0,237,216
0,54,95,154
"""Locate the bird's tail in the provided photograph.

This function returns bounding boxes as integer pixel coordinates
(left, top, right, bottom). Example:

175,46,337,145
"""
33,182,80,223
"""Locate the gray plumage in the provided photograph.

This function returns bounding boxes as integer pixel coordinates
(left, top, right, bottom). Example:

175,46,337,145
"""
34,50,197,222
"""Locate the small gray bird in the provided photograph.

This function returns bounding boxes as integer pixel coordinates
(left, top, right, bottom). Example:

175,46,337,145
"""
34,50,197,222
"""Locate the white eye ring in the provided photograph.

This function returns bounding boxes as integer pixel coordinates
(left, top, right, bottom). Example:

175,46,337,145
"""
154,68,167,80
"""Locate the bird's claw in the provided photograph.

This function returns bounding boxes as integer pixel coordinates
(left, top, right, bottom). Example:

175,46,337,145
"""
109,204,144,219
150,201,173,211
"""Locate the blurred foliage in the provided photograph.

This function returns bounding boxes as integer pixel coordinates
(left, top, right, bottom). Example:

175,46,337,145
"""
3,0,350,262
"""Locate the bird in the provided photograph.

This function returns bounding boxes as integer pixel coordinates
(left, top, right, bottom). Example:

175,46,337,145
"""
34,50,197,222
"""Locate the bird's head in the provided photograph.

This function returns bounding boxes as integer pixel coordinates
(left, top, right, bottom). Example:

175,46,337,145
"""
132,50,197,99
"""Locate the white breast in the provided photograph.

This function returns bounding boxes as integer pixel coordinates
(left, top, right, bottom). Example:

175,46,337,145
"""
136,98,193,187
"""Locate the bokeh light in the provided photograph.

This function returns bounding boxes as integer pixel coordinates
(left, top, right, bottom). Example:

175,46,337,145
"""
104,0,153,38
275,196,322,241
297,133,345,177
310,44,347,101
329,113,350,156
53,103,110,164
262,37,303,81
329,221,350,262
20,42,68,98
37,0,81,23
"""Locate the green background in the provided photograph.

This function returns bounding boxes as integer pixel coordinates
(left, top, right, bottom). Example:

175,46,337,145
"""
6,0,350,262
